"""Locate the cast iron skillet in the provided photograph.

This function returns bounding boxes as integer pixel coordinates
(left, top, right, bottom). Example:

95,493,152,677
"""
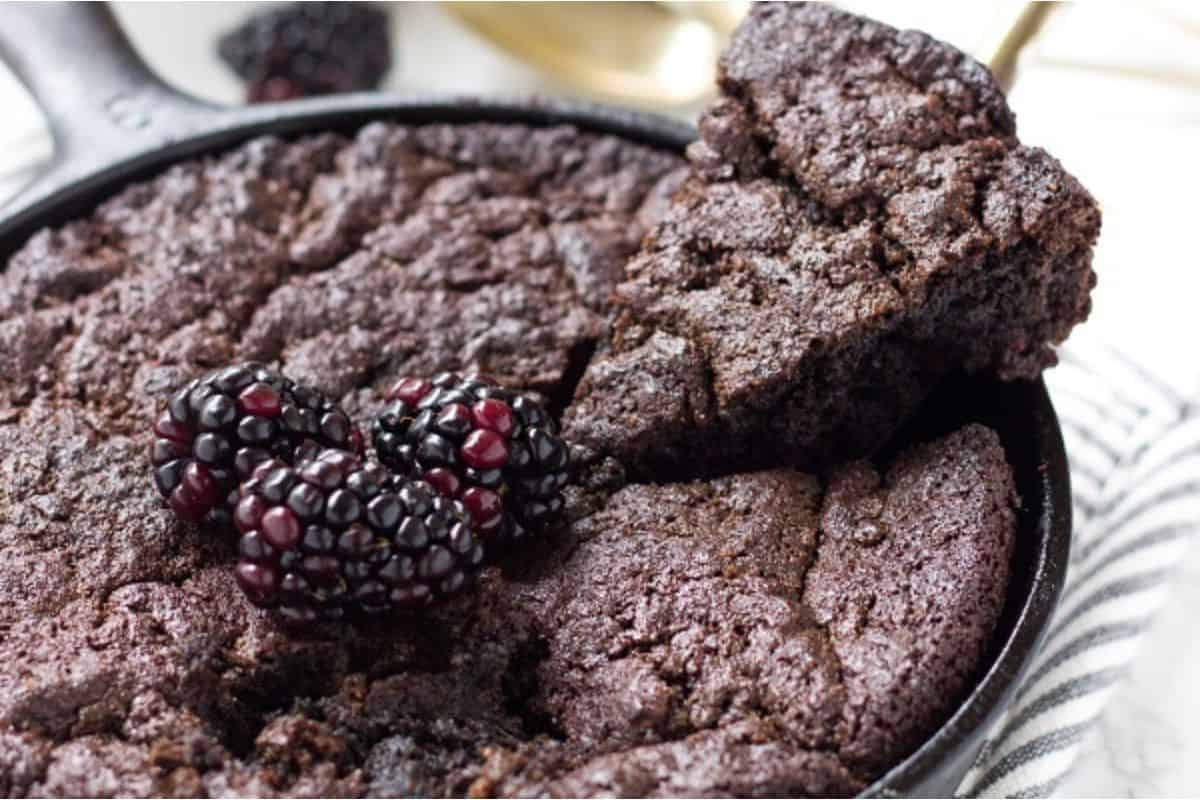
0,5,1071,797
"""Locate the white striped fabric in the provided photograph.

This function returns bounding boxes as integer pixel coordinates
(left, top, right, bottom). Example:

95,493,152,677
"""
957,342,1200,798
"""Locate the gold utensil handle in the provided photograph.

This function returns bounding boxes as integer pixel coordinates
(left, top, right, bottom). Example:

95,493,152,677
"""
985,2,1056,91
444,1,1054,107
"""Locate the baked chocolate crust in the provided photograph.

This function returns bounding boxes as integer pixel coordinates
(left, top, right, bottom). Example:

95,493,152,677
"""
566,2,1100,476
0,8,1035,795
474,425,1016,797
0,121,687,797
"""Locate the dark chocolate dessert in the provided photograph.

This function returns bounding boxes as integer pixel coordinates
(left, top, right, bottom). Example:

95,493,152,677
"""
566,3,1100,478
0,4,1088,798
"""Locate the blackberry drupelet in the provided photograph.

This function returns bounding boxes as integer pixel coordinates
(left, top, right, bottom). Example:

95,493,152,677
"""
233,448,483,623
217,2,392,103
372,373,571,553
150,363,361,527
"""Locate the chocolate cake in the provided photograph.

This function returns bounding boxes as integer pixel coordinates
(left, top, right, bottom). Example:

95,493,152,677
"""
566,3,1100,477
0,4,1085,798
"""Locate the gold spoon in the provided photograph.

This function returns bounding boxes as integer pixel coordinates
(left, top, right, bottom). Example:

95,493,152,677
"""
442,1,1051,108
982,1,1056,92
442,1,748,108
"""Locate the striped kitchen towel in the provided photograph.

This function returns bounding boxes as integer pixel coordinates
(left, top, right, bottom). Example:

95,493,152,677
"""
958,341,1200,797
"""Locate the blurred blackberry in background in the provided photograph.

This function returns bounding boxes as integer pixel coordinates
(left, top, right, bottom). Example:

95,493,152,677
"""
218,2,393,103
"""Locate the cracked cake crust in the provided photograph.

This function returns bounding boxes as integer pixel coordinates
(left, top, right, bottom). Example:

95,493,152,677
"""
0,5,1045,797
0,120,1016,798
565,2,1100,477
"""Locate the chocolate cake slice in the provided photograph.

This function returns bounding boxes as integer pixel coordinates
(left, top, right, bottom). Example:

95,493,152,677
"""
566,2,1101,476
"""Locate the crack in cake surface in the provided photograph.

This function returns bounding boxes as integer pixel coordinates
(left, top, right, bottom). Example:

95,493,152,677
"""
565,3,1099,479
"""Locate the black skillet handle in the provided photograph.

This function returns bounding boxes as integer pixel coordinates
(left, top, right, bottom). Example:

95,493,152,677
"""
0,2,217,214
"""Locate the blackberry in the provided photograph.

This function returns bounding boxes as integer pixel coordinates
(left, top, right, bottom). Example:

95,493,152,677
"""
233,448,483,623
371,373,570,553
218,2,392,103
150,363,362,526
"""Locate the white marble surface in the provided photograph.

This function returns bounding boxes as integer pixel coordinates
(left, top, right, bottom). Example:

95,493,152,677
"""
1,3,1197,796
